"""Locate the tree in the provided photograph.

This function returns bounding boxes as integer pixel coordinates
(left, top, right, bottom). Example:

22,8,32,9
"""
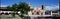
18,2,30,14
7,2,31,19
11,3,18,17
7,3,18,17
12,3,18,11
7,6,12,11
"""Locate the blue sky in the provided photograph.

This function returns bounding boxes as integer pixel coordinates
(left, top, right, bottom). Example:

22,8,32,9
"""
1,0,59,10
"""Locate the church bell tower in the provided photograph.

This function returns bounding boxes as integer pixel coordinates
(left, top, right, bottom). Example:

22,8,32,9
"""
42,3,46,15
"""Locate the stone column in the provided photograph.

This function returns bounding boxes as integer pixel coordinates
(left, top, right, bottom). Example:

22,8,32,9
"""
39,12,41,15
51,11,52,16
34,12,36,15
58,11,59,15
43,10,45,15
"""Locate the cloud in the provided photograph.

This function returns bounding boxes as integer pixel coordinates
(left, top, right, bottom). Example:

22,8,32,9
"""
0,5,8,7
0,5,59,10
46,5,59,10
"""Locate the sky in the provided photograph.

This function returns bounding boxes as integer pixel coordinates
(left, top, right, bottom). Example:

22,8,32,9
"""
1,0,59,10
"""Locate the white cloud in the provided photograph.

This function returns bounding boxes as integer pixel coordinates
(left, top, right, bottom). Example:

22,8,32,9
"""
46,5,59,10
0,5,8,7
0,5,59,10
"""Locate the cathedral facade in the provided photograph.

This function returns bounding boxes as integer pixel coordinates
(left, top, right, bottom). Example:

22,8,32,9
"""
28,3,46,16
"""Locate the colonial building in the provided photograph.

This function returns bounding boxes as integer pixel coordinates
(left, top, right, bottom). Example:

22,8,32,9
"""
0,7,21,15
27,2,59,17
28,3,46,16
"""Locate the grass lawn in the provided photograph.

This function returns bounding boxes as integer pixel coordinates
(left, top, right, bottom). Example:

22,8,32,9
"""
0,15,27,19
0,17,20,19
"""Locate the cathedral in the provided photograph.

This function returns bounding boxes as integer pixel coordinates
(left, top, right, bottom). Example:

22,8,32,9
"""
28,2,46,16
28,2,59,17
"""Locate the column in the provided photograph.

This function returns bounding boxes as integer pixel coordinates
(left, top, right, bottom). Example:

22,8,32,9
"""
43,10,45,15
51,11,52,16
39,12,41,16
58,11,59,15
